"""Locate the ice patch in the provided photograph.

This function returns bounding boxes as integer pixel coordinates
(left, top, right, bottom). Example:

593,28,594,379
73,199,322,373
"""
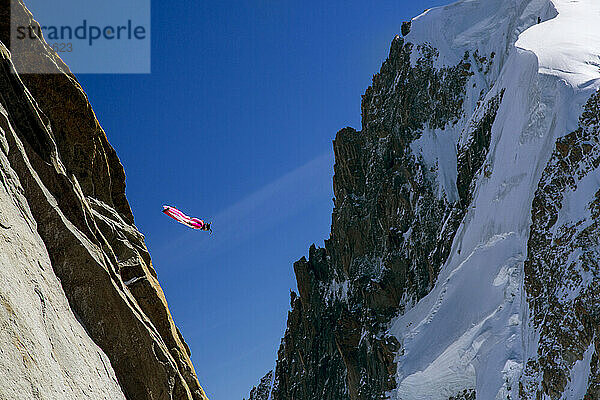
395,321,481,399
410,127,460,203
496,359,523,400
325,279,350,303
561,340,594,400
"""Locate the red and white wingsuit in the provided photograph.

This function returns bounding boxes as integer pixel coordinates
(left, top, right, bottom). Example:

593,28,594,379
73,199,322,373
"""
162,205,211,232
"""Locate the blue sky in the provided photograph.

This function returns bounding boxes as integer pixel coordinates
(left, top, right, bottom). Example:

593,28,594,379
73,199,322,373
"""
32,1,449,399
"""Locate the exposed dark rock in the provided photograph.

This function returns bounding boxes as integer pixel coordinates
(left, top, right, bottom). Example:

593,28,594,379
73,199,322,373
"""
449,389,476,400
401,21,411,37
245,371,274,400
456,90,504,208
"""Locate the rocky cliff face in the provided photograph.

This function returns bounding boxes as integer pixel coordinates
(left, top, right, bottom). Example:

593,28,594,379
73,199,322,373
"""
0,1,208,399
270,37,483,400
249,0,600,399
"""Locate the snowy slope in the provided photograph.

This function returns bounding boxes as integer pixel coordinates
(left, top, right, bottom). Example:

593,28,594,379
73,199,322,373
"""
389,0,600,399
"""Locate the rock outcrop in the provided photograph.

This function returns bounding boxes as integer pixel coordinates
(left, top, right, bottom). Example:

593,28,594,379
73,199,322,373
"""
244,371,274,400
0,0,208,399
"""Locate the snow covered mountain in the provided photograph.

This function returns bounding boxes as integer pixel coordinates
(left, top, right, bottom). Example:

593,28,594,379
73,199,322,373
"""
248,0,600,399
